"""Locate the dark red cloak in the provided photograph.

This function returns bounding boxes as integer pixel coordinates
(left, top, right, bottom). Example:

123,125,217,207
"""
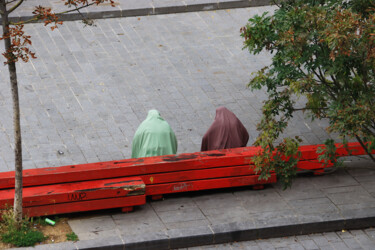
201,107,249,151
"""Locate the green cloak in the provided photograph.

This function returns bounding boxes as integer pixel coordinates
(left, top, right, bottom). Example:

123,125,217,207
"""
131,110,177,158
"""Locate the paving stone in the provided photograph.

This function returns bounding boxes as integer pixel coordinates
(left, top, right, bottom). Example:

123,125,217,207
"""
204,206,251,225
359,181,375,196
355,233,375,249
114,207,167,236
291,202,339,215
337,201,375,211
75,229,122,242
150,196,198,212
330,241,352,250
267,236,298,248
287,243,305,250
168,225,214,249
211,220,257,243
319,245,335,250
310,170,359,189
32,241,77,250
299,239,319,250
240,191,290,213
193,192,243,210
323,232,342,243
255,240,275,250
68,216,117,240
165,219,210,230
122,231,169,250
341,237,363,249
75,236,124,250
364,228,375,240
273,178,326,201
252,210,299,228
158,206,207,224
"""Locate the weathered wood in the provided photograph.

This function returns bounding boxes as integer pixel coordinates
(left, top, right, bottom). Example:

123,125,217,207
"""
0,142,367,189
22,195,146,217
145,174,277,195
141,165,256,185
121,206,134,213
151,195,163,201
0,147,260,189
297,160,333,170
0,177,145,208
252,184,265,190
298,142,371,160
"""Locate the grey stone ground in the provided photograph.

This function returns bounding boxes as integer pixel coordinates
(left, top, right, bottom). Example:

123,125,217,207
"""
1,1,375,250
7,0,273,22
0,5,329,172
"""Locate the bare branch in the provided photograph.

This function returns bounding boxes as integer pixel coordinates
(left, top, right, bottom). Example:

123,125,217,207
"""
355,135,375,162
292,107,328,112
10,1,96,25
5,0,18,4
8,0,23,13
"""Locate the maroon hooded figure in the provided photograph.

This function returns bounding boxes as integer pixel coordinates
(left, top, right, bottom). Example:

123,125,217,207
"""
201,107,249,151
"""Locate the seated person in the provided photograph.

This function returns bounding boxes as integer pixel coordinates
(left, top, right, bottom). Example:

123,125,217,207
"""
201,107,249,151
131,109,177,158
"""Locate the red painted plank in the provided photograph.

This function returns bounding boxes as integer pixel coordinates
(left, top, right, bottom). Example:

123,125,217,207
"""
0,147,261,189
140,159,334,185
0,142,370,189
0,177,145,208
298,142,370,160
22,195,146,217
141,165,256,185
145,174,277,195
297,160,334,170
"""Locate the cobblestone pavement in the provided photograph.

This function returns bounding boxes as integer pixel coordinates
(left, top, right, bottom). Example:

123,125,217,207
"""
188,228,375,250
0,5,333,172
7,0,273,22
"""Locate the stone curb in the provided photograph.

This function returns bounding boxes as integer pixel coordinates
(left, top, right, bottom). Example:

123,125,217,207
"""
17,214,375,249
4,0,273,23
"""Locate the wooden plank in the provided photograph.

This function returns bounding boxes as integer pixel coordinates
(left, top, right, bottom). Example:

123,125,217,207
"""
298,142,370,160
297,160,333,170
22,195,146,217
141,165,256,185
145,174,277,196
140,160,334,185
0,177,145,208
0,142,370,189
0,147,260,189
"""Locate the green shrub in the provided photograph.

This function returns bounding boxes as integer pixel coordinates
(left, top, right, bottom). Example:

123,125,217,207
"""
241,0,375,189
0,208,47,247
66,232,79,242
1,229,46,247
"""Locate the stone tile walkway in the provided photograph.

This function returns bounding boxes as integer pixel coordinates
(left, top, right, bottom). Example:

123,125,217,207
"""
189,228,375,250
0,4,331,173
7,0,273,22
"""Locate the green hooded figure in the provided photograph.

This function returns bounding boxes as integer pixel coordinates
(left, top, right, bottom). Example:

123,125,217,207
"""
131,110,178,158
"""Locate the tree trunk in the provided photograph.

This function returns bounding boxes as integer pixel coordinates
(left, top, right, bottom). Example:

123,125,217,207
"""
0,0,23,227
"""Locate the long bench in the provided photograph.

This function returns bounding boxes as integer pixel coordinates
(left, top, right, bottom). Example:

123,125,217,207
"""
0,177,146,217
0,142,370,217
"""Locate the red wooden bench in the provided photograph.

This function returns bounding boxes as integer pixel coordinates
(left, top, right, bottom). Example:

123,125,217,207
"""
0,142,370,217
0,177,145,217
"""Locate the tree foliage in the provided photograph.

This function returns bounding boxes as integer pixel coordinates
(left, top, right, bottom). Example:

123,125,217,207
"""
241,0,375,189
